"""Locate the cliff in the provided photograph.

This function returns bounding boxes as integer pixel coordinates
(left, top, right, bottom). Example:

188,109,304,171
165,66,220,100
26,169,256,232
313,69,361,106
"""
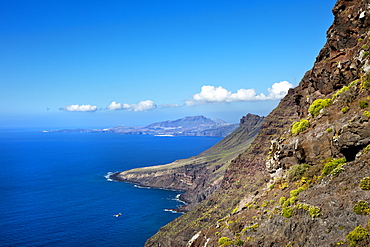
144,0,370,246
111,113,265,211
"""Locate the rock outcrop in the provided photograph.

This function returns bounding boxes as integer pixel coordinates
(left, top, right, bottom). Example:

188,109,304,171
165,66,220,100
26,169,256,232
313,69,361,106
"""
143,0,370,246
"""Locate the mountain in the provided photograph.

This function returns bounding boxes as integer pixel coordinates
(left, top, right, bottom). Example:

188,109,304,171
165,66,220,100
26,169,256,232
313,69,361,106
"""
111,113,265,212
45,115,238,138
115,0,370,246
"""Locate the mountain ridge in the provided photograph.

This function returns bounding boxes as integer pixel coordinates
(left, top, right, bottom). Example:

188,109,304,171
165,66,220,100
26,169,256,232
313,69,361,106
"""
45,115,238,137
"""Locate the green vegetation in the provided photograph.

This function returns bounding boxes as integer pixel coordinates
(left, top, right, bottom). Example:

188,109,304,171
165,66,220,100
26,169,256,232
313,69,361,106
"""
361,75,370,90
331,164,344,176
364,111,370,118
291,119,310,135
362,44,369,49
242,224,259,232
279,196,286,206
333,86,350,100
281,207,294,218
308,206,321,218
308,98,332,117
218,237,232,246
286,164,310,182
353,201,370,215
321,158,346,176
360,177,370,190
290,187,305,197
326,128,333,133
359,101,369,109
341,106,349,113
346,226,369,247
364,144,370,154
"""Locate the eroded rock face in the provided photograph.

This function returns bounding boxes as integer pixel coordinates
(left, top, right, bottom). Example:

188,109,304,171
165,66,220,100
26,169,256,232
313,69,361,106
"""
145,0,370,246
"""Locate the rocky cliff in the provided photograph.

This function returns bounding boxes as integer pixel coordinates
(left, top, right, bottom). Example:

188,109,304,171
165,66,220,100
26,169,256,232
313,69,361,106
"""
144,0,370,246
112,113,265,211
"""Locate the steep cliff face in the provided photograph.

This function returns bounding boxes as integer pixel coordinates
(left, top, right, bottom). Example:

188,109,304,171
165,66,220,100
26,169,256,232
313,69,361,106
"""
146,0,370,246
112,113,265,211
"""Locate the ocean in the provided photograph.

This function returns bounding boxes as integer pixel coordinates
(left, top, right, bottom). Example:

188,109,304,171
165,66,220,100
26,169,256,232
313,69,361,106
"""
0,130,221,247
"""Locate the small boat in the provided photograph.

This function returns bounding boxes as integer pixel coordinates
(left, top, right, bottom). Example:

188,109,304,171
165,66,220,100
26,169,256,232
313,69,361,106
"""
113,213,122,217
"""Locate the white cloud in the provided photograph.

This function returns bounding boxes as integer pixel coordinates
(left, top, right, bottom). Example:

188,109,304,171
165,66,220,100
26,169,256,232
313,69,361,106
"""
159,103,180,108
60,104,98,112
107,100,157,112
185,81,293,106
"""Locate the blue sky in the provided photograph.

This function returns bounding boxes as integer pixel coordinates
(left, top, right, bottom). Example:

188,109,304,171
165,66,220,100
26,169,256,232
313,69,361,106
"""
0,0,336,129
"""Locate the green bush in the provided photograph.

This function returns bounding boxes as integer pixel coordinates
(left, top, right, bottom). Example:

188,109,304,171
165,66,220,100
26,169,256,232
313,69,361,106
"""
361,75,370,90
360,177,370,190
218,237,232,246
341,106,349,113
326,128,333,133
308,98,332,117
364,144,370,154
333,86,350,100
287,164,310,182
290,187,305,197
359,101,369,109
291,119,310,135
364,111,370,118
281,207,293,218
279,196,286,206
235,239,244,246
353,201,370,215
346,226,369,247
321,158,346,176
309,206,321,218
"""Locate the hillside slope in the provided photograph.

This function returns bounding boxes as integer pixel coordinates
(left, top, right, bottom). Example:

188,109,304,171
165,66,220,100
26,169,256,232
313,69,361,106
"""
145,0,370,246
111,114,265,211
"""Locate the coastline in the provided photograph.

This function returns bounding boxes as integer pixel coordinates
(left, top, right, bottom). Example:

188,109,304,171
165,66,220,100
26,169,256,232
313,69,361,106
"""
108,172,188,212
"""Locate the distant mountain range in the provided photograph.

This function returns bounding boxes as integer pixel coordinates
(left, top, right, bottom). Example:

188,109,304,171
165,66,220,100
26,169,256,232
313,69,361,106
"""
44,115,239,137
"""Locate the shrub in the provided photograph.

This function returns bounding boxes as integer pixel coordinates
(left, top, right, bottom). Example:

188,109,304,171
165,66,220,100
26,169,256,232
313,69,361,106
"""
235,239,244,246
364,144,370,154
341,106,349,113
309,206,321,218
218,237,232,246
353,201,370,215
281,207,294,218
359,101,369,109
360,177,370,190
326,128,333,133
291,119,310,135
346,226,369,247
333,86,350,100
364,111,370,118
321,158,346,176
308,98,332,117
287,164,310,182
361,75,370,90
331,164,344,176
290,187,305,197
279,196,286,206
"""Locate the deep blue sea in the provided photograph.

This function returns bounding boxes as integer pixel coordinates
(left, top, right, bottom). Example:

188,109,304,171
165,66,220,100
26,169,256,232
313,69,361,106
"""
0,130,221,247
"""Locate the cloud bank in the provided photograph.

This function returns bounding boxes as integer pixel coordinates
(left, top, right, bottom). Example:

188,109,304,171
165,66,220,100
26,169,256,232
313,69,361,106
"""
107,100,157,111
60,104,98,112
185,81,293,106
